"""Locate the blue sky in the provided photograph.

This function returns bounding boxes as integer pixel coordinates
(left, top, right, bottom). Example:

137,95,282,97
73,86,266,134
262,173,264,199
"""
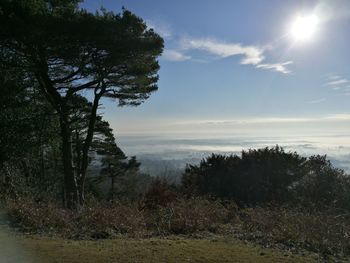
81,0,350,137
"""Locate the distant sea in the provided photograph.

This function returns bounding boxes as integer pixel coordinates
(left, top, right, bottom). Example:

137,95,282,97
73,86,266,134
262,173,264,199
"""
117,134,350,175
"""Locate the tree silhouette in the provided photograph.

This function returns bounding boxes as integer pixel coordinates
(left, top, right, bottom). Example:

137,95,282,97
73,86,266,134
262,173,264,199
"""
183,146,307,205
0,0,163,208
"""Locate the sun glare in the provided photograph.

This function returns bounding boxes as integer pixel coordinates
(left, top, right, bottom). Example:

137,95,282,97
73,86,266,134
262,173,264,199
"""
290,14,319,42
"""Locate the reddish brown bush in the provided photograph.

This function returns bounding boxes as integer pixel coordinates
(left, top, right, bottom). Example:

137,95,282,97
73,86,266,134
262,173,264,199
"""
141,178,177,210
144,197,233,234
5,197,235,238
6,200,145,238
6,199,73,235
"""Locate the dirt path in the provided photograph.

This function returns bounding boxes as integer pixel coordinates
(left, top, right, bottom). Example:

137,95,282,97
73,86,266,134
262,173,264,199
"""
0,211,38,263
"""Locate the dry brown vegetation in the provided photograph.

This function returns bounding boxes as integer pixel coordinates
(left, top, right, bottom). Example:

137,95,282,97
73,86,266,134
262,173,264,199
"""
5,198,350,260
238,206,350,258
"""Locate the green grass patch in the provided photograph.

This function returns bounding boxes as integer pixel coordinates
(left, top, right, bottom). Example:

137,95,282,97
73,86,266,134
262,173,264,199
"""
19,236,325,263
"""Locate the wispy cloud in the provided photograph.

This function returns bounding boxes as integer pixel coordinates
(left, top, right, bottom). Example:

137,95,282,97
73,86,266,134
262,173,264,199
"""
326,79,349,86
178,38,293,74
256,61,293,74
180,38,265,65
145,16,294,74
306,98,326,104
148,18,293,74
162,49,191,62
324,74,350,93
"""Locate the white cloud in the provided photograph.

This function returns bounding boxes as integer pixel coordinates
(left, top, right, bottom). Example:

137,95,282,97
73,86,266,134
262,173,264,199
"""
179,37,292,74
324,74,350,95
162,49,191,62
144,18,294,74
181,38,264,65
256,61,293,74
146,20,293,74
306,98,326,104
326,79,349,86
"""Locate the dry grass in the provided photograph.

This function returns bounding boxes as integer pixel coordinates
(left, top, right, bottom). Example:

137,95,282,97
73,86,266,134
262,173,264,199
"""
144,197,232,235
5,197,230,238
5,200,146,238
20,236,323,263
5,199,350,260
239,206,350,257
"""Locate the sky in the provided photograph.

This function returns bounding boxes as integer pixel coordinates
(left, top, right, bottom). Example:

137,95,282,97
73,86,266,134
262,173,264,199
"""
80,0,350,139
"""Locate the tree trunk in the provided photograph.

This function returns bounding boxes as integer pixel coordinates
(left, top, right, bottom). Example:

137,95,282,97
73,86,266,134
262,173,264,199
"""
60,111,79,209
34,61,80,209
78,92,102,205
109,163,115,201
110,173,115,201
75,129,81,177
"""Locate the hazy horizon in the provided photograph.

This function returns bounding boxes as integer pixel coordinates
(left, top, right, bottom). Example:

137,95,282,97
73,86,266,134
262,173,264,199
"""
116,132,350,175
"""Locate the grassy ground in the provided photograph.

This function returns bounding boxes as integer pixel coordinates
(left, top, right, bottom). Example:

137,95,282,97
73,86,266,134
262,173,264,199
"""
0,210,346,262
18,236,325,263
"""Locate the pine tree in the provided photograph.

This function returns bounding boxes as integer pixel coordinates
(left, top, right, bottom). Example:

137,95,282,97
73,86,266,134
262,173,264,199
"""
0,0,163,208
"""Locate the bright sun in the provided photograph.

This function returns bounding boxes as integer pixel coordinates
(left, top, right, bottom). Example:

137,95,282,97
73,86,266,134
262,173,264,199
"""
290,14,319,42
